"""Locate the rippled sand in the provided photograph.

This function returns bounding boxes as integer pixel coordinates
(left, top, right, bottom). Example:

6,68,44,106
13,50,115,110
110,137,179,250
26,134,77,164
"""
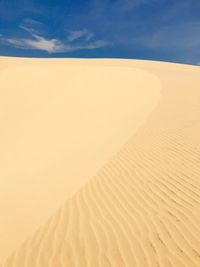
1,57,200,266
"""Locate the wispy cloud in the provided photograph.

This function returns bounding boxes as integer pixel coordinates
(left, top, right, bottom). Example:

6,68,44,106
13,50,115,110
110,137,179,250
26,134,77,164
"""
1,19,110,53
1,0,200,64
67,29,94,42
19,18,43,35
5,36,66,53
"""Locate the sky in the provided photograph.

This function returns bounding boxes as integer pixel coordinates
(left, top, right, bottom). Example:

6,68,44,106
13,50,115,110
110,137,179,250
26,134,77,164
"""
0,0,200,65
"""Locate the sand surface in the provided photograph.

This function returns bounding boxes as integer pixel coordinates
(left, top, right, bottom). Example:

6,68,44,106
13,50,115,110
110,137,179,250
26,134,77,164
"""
1,58,200,266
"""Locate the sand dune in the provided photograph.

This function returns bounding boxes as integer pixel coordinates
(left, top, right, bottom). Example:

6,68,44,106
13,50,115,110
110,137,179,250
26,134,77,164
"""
0,57,160,262
1,58,200,266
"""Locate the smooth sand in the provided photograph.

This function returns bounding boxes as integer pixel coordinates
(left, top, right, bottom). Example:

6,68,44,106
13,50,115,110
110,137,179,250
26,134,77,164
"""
1,58,200,266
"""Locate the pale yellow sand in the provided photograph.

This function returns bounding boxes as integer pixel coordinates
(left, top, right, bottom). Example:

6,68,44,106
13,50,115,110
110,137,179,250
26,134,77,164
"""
1,58,200,267
0,57,160,262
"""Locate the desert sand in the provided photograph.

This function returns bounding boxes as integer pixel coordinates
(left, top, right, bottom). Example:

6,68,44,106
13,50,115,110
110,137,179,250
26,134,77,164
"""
1,57,200,266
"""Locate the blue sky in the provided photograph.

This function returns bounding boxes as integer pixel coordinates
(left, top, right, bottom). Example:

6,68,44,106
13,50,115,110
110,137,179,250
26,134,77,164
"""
0,0,200,65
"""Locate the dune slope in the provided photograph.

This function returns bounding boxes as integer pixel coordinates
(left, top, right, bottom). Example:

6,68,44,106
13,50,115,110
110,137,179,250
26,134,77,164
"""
2,59,200,267
0,57,160,263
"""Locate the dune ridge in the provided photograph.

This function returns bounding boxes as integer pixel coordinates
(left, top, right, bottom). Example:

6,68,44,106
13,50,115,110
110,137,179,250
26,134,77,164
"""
2,59,200,266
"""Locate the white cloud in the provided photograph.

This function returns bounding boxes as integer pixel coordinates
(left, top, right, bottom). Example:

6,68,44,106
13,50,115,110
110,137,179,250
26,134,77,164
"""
67,29,94,42
6,36,66,53
19,25,40,35
19,18,43,35
4,34,109,53
1,20,110,53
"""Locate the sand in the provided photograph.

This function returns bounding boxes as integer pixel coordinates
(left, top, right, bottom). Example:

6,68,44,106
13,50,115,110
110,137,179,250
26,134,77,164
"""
1,57,200,266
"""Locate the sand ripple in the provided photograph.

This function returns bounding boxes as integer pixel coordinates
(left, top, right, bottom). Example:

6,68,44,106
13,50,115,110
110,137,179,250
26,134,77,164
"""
2,59,200,267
